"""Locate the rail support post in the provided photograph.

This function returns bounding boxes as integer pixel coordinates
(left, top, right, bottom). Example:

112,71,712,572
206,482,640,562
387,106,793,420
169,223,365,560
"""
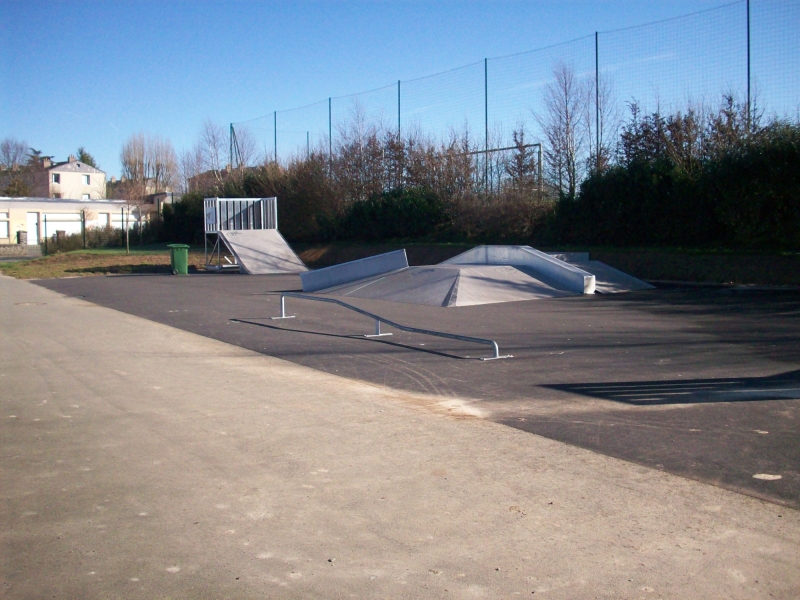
365,318,392,338
270,295,296,320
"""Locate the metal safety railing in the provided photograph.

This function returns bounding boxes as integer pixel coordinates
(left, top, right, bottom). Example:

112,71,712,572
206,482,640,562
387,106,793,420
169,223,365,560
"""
272,292,511,361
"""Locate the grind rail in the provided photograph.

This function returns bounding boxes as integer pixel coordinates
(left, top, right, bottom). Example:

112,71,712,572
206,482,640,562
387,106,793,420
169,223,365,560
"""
271,292,511,361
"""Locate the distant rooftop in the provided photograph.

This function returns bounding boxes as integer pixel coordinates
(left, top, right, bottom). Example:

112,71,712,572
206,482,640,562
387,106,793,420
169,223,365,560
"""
0,196,123,204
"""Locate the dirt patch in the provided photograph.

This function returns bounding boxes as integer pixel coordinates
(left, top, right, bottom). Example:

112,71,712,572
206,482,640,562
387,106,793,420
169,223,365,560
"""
0,250,206,280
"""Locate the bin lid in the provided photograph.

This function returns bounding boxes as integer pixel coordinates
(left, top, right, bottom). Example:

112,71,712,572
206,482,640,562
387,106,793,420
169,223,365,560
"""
167,244,191,249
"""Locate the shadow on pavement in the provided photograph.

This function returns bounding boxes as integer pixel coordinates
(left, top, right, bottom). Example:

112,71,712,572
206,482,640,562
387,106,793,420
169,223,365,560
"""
545,369,800,405
231,317,475,360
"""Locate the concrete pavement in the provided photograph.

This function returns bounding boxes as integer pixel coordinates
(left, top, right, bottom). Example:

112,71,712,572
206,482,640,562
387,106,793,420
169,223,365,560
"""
2,274,799,599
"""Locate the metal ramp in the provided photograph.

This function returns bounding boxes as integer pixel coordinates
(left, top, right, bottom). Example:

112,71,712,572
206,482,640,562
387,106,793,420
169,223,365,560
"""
299,246,652,307
203,197,307,274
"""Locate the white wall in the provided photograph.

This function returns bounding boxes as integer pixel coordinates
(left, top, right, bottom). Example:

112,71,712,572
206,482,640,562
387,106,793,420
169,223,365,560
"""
49,169,106,200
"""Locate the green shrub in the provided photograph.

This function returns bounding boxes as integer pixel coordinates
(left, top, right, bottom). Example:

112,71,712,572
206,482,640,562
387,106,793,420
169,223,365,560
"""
561,110,800,250
339,188,448,241
160,192,205,244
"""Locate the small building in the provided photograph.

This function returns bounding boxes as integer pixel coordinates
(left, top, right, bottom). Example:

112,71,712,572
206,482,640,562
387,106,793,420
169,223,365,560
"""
29,155,106,199
0,197,128,247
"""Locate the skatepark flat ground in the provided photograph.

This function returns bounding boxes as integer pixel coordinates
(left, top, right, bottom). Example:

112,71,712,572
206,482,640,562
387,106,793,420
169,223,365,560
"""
35,272,800,509
3,273,799,598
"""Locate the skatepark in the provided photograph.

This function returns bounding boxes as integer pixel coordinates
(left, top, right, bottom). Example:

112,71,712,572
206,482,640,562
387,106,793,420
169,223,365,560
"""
2,198,799,598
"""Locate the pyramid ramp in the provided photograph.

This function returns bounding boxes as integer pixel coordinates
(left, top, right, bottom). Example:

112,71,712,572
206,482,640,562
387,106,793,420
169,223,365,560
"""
317,264,573,307
318,265,458,306
218,229,307,275
450,265,573,305
441,245,595,294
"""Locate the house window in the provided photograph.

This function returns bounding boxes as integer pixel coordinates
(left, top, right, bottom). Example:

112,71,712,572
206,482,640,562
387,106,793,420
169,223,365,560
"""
52,173,60,184
82,194,90,199
83,175,90,185
0,213,8,238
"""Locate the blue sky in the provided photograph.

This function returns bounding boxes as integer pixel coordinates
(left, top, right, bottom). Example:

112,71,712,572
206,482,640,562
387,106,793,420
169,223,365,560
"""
1,0,794,178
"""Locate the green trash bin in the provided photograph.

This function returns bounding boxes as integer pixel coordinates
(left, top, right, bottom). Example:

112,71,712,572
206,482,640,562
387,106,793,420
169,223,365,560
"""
167,244,190,275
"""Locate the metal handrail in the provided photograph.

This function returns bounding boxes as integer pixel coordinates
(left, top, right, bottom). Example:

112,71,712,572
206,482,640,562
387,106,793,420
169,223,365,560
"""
272,292,511,361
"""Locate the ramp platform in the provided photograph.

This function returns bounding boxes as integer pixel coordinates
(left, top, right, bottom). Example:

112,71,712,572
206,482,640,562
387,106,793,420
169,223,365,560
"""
312,263,572,307
218,229,307,275
442,245,596,294
303,245,652,307
301,250,407,292
203,197,307,275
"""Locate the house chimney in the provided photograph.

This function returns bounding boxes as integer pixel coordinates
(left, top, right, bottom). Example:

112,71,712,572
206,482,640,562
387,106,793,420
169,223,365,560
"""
110,176,116,183
42,157,52,169
68,154,77,163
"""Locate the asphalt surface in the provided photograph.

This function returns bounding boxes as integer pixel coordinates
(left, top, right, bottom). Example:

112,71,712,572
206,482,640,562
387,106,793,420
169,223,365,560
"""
36,272,800,509
6,274,800,599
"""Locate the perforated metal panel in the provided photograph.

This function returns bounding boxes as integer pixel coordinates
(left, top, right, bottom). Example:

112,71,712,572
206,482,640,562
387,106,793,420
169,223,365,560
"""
203,197,277,233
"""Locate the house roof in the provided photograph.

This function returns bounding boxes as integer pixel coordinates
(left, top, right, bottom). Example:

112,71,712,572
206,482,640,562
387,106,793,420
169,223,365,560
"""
0,196,124,206
48,161,105,175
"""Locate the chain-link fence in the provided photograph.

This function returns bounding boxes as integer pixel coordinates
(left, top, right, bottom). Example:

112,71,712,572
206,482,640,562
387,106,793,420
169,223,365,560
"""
232,0,798,179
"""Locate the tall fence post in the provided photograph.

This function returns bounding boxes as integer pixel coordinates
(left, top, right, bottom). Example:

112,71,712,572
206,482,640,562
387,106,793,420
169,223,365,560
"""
595,31,600,172
44,214,48,255
484,57,488,192
538,144,543,203
229,123,234,169
328,97,332,174
82,209,86,249
397,80,401,138
746,0,751,131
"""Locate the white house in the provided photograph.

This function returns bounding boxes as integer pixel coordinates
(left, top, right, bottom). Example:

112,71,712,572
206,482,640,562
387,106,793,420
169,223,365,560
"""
41,155,106,199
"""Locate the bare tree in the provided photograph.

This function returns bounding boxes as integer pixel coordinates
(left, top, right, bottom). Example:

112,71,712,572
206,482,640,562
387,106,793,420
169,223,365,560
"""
535,63,589,198
584,73,620,174
119,132,177,250
331,103,385,203
178,120,234,194
232,126,258,169
0,137,28,170
0,137,33,195
178,145,204,193
505,128,538,190
148,136,178,193
200,120,228,183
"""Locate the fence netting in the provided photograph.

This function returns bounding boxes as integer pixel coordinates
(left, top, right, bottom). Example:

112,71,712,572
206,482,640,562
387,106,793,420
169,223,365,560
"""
232,0,798,170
